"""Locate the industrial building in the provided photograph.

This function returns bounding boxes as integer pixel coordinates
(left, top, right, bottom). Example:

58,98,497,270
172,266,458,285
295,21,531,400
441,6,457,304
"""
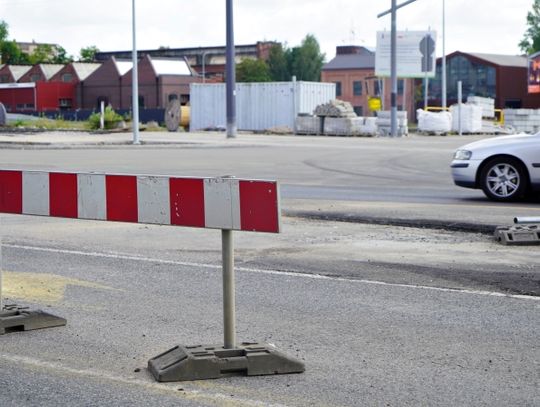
95,41,276,82
427,51,540,109
0,56,198,117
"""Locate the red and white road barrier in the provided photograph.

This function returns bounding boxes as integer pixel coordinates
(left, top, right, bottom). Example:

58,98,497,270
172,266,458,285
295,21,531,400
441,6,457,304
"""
0,170,280,233
0,168,286,363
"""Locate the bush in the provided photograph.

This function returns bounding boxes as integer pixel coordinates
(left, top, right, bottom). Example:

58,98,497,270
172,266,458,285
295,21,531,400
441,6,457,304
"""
87,106,123,130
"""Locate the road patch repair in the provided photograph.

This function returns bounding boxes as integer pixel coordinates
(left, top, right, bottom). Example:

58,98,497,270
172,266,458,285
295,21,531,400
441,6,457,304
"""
0,169,304,381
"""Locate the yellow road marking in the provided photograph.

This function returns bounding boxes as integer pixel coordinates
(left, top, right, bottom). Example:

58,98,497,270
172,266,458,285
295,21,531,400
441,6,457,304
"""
2,271,116,303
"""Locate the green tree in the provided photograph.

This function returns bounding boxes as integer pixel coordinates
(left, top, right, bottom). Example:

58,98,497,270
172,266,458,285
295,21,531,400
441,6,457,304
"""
1,40,28,64
53,46,73,64
236,58,271,82
28,44,55,64
79,45,99,62
519,0,540,54
0,20,8,43
290,34,325,81
267,43,290,81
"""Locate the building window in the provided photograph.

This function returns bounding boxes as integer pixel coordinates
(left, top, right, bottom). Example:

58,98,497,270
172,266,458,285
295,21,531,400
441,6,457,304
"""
30,74,41,82
398,79,404,95
374,81,381,96
138,96,145,108
62,73,73,82
353,106,363,116
335,81,342,97
0,75,9,83
353,81,363,96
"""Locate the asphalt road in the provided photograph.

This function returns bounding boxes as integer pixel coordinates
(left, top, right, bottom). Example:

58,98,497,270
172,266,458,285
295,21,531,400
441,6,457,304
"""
0,216,539,407
0,132,539,406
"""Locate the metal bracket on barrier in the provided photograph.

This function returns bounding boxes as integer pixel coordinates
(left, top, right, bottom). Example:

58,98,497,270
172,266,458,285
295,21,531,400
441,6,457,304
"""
0,304,66,335
494,224,540,245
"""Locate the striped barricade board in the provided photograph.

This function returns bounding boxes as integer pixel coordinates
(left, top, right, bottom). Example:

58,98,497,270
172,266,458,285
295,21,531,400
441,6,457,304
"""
0,169,304,381
0,170,280,233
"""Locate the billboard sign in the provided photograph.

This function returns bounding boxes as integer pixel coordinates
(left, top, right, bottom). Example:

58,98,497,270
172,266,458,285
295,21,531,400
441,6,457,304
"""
528,51,540,94
375,31,436,78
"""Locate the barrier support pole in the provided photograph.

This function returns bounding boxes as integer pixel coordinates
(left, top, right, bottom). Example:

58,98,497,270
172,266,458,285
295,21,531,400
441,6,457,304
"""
222,229,236,349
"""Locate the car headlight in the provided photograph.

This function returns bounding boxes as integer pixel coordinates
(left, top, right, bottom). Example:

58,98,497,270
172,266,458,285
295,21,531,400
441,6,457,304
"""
453,150,472,160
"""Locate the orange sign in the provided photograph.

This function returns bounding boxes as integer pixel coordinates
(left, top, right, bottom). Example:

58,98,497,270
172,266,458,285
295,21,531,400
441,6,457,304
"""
528,53,540,94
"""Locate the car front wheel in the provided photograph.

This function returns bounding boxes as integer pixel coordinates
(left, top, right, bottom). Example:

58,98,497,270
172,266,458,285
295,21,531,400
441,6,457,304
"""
480,157,528,201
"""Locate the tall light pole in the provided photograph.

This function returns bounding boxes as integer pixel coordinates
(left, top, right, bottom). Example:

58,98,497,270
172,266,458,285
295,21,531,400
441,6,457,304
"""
131,0,140,144
441,0,447,109
225,0,237,138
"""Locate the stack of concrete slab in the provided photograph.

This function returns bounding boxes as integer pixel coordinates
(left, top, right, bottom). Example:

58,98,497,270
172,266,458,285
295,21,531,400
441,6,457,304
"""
467,96,495,118
375,110,408,136
295,116,322,135
503,109,540,133
295,115,377,136
417,109,452,134
450,104,483,133
314,99,356,118
323,117,376,136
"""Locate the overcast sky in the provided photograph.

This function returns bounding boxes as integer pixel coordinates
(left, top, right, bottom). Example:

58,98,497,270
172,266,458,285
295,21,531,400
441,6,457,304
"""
0,0,533,61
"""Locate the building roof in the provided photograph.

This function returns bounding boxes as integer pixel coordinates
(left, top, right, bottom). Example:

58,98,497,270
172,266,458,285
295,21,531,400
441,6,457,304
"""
115,60,133,76
71,63,102,80
463,52,527,68
322,53,375,70
39,64,65,80
150,58,193,76
7,65,32,81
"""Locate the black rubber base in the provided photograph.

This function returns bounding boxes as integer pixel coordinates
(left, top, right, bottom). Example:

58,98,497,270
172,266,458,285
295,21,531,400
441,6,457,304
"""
495,225,540,245
0,304,67,335
148,342,305,382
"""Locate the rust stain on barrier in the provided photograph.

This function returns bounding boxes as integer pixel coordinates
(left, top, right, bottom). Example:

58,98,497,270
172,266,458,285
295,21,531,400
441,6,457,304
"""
3,271,117,303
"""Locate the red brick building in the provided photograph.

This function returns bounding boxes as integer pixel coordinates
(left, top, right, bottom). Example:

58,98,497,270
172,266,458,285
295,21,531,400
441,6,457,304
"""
322,46,416,120
0,65,32,83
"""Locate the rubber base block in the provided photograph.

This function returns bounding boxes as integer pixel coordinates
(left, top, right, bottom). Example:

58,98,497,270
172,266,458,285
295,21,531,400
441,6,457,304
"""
0,305,67,335
148,342,305,382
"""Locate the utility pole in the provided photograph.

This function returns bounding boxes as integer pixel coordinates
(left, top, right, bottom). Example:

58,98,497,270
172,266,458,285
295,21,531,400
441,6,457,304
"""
226,0,237,138
378,0,419,137
131,0,140,144
442,0,447,110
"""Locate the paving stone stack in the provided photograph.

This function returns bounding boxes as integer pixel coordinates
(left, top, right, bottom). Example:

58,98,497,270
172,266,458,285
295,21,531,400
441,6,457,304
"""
467,96,495,118
375,110,408,136
314,99,357,118
503,109,540,133
450,104,483,133
417,109,452,134
296,100,377,136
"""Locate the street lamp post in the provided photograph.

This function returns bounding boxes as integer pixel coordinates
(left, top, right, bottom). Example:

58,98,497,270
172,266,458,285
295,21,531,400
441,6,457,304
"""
225,0,237,138
131,0,140,144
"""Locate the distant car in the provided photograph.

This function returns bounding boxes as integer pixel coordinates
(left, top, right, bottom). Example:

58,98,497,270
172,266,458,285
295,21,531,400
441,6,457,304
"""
451,132,540,201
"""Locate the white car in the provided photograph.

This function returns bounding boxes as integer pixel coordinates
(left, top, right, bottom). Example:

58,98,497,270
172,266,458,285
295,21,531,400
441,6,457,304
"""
451,132,540,201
